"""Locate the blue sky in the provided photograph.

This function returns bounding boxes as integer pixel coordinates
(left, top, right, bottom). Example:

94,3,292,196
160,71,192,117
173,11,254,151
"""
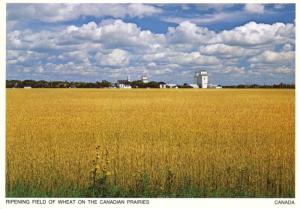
6,3,295,85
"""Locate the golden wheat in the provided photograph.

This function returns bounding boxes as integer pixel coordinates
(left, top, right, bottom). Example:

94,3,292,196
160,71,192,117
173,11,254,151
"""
6,89,295,197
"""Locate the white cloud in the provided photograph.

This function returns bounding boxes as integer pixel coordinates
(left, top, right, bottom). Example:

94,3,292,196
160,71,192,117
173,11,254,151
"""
7,4,162,23
166,21,215,45
36,66,45,73
162,4,266,26
163,11,241,25
142,52,167,62
98,20,165,49
244,4,265,14
62,20,165,51
7,50,47,65
169,52,220,65
127,4,162,18
6,18,295,83
44,62,95,76
7,19,165,54
96,49,130,67
58,51,90,64
249,50,294,64
249,64,294,76
214,21,295,46
164,21,294,51
223,66,246,75
273,67,293,74
199,44,252,58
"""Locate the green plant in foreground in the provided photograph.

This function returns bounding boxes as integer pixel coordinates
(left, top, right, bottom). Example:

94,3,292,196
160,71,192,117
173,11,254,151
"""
88,146,112,197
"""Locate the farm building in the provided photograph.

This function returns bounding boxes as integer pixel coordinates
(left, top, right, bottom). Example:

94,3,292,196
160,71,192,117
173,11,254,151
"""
208,84,223,89
116,80,131,88
118,84,132,89
194,71,208,88
166,83,178,88
159,82,166,88
159,84,166,88
188,84,199,88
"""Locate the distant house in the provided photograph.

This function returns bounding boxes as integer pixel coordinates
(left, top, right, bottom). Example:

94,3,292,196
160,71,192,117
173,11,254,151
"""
208,84,222,89
166,84,178,88
117,80,131,88
159,83,166,88
158,82,166,88
188,84,199,88
24,86,32,89
118,83,132,89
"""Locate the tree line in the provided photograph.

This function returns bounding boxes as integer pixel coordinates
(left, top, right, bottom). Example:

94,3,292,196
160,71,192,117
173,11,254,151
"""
6,80,113,88
222,83,295,89
6,79,165,88
6,80,295,89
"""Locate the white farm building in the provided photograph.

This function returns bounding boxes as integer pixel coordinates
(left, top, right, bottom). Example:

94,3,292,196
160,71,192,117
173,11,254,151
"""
194,71,208,88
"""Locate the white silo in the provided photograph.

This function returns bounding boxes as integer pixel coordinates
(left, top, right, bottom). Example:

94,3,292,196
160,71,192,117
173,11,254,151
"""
195,71,208,88
200,71,208,88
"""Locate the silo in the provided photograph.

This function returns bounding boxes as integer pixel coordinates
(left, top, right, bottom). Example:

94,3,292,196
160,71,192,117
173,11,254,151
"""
195,71,208,88
200,71,208,88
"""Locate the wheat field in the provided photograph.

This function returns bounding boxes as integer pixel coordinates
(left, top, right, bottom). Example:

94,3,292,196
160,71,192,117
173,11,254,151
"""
6,89,294,197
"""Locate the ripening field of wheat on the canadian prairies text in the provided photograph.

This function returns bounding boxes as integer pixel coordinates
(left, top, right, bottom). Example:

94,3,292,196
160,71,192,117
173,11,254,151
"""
6,89,294,197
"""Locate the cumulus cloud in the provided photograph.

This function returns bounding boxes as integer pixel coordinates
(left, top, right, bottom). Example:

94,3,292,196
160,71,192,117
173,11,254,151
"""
95,49,130,67
62,20,165,52
162,4,271,26
273,67,293,74
169,52,220,65
249,50,295,65
214,21,295,46
244,4,265,14
199,44,251,58
223,66,246,75
7,4,162,23
7,50,47,65
162,11,242,25
166,21,215,45
44,62,95,76
6,17,295,84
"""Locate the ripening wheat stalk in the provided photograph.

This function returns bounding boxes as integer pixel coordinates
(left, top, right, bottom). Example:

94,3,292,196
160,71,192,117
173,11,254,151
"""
6,89,295,197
